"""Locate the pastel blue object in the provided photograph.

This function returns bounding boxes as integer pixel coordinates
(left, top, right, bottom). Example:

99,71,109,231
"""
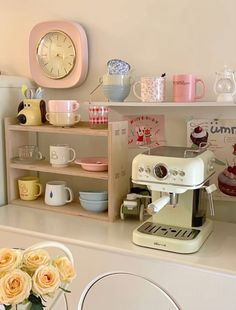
79,198,108,212
79,191,108,201
102,85,130,102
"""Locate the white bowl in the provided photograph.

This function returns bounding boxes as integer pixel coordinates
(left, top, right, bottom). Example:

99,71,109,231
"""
79,198,108,212
79,191,108,201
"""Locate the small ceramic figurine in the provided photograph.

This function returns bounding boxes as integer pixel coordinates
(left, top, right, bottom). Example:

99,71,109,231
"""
17,86,46,125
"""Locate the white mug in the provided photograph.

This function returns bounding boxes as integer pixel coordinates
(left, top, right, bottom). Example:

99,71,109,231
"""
133,76,165,102
44,181,73,206
50,144,76,167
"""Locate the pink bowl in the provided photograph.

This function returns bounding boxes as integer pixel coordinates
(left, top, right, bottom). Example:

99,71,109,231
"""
75,157,108,171
47,100,80,113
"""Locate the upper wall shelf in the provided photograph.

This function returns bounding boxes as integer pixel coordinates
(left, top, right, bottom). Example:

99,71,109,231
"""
91,101,236,107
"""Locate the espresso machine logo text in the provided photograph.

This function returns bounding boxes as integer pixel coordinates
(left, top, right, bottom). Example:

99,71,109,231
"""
173,81,190,85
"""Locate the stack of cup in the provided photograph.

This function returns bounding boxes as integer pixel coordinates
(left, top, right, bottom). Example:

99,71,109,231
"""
101,59,132,102
46,100,81,127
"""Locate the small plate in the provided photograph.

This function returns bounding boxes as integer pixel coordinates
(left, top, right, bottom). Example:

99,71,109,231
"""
11,156,45,164
75,157,108,171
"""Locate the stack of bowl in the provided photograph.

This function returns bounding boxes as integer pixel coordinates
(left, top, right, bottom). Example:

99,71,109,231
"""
79,191,108,213
46,100,81,127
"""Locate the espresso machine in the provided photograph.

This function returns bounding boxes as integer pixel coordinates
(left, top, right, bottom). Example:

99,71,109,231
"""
132,146,216,253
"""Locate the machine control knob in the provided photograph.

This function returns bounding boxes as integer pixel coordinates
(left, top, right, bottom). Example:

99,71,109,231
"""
179,170,185,177
171,169,178,176
145,167,151,174
153,163,169,180
138,166,145,174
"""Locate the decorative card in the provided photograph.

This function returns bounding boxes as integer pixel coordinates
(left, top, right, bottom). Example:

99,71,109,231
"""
187,119,236,201
126,115,166,149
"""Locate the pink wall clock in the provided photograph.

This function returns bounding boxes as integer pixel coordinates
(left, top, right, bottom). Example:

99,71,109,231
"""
29,20,88,88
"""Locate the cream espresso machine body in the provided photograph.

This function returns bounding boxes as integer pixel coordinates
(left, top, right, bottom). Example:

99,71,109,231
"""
132,146,216,253
0,75,35,206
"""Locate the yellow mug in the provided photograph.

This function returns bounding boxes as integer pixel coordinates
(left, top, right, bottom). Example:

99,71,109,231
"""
18,176,42,201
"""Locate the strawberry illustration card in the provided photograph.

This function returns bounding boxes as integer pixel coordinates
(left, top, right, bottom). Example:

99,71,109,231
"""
126,115,166,149
187,119,236,201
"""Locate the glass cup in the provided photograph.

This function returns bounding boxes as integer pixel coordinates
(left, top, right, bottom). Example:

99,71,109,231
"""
88,105,109,129
18,145,43,162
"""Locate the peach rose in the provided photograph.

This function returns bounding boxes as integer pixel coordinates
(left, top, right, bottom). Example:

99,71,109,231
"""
32,265,60,296
22,249,50,273
0,269,32,305
0,248,22,276
53,256,76,283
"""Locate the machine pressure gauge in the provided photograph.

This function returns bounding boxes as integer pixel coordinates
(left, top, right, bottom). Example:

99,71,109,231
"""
153,163,169,180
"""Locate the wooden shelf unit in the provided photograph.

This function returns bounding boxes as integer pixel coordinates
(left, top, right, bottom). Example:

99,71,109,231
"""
4,117,129,222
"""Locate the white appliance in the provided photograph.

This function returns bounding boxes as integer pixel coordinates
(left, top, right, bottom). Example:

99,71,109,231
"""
0,75,35,206
132,146,216,253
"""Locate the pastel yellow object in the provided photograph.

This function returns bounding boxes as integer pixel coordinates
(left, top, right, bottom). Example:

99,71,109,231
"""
18,176,42,201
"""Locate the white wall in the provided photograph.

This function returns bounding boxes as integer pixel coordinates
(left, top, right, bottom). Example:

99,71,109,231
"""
1,0,236,101
1,0,236,222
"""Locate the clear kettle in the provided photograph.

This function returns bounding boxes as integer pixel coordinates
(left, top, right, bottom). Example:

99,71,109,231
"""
214,66,236,102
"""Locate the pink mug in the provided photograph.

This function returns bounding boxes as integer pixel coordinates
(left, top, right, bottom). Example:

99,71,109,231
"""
173,74,205,102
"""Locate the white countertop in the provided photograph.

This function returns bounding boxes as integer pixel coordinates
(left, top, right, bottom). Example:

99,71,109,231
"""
0,204,235,276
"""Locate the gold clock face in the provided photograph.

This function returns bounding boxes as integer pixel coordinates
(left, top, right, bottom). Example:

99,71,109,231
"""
36,30,76,79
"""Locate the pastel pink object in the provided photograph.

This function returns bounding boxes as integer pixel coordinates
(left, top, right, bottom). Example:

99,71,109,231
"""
173,74,205,102
75,157,108,171
89,106,109,125
47,100,80,112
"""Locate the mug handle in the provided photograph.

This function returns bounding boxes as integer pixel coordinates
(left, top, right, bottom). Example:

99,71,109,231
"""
34,183,42,197
195,79,205,100
132,81,142,100
65,187,73,203
74,114,81,124
68,148,76,163
45,113,50,121
36,151,43,160
73,102,80,111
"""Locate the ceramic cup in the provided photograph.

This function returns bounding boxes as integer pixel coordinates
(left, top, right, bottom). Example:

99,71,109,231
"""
133,76,166,102
101,74,132,102
18,176,42,201
44,181,73,206
173,74,205,102
101,74,133,86
18,145,43,161
46,112,81,127
47,100,80,113
88,106,109,129
107,59,131,75
102,85,131,102
50,144,76,167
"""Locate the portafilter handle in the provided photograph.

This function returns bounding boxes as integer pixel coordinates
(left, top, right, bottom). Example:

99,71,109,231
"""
147,196,170,215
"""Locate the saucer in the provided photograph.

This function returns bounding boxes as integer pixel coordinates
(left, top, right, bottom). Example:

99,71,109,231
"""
11,156,45,164
75,157,108,171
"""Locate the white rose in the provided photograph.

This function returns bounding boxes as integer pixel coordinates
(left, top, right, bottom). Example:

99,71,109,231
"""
32,265,60,297
53,256,76,283
0,269,32,305
22,249,50,273
0,248,22,276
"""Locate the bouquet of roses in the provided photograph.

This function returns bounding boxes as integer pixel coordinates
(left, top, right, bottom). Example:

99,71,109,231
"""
0,247,76,309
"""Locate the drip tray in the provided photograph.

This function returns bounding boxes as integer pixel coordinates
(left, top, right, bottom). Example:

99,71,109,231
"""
137,222,200,240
